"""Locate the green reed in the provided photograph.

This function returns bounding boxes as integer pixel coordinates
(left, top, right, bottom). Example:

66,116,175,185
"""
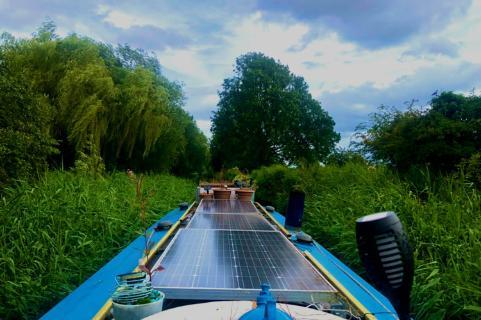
254,162,481,319
0,171,195,319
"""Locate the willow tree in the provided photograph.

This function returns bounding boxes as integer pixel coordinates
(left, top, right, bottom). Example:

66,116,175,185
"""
0,22,210,180
110,67,170,158
58,62,117,152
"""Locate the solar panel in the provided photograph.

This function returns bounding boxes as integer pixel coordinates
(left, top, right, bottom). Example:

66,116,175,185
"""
187,213,275,231
196,199,258,214
151,229,336,302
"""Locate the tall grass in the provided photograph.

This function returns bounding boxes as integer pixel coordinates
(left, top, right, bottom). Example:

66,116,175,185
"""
254,163,481,320
0,171,195,319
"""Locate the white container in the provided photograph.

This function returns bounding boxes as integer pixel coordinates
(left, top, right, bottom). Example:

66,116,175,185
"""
112,290,165,320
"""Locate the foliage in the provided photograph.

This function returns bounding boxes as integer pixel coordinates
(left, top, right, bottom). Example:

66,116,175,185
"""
211,52,339,170
172,114,211,178
74,135,105,178
0,49,57,188
324,149,368,166
252,164,301,212
255,163,481,319
0,171,195,319
233,172,251,187
223,167,242,181
459,152,481,188
358,92,481,172
0,23,209,187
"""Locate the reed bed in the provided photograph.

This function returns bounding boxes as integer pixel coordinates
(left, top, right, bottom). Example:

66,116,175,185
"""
255,163,481,320
0,171,195,319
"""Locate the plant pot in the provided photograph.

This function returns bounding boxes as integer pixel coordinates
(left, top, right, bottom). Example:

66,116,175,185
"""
112,290,165,320
213,188,231,200
200,193,214,200
236,189,254,202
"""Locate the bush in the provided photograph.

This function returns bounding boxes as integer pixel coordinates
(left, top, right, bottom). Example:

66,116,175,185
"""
325,149,367,166
359,92,481,172
252,164,301,211
223,167,242,181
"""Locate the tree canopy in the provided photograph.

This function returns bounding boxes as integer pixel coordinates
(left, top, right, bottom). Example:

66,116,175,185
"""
358,92,481,172
0,47,57,188
0,22,210,186
210,52,339,170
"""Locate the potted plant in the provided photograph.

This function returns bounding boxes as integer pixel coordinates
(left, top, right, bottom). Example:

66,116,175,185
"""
111,170,166,320
213,185,231,199
233,173,255,201
112,271,165,320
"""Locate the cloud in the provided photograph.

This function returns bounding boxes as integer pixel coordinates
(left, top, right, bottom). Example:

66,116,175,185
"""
257,0,472,48
0,0,97,35
200,94,219,107
1,0,481,147
302,61,322,69
102,9,143,29
113,25,191,51
403,38,461,58
338,131,357,149
182,85,220,119
320,62,481,133
196,119,212,138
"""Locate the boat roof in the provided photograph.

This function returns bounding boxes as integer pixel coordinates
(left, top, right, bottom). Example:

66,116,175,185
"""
150,199,337,302
41,188,398,320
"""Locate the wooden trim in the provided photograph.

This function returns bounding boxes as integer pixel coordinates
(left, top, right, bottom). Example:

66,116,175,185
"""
304,251,377,320
255,202,291,237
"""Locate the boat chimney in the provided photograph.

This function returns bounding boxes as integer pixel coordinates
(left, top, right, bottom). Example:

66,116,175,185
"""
284,189,305,229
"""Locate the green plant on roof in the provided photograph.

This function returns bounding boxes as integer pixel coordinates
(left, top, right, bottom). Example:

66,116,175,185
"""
233,171,255,189
127,170,155,266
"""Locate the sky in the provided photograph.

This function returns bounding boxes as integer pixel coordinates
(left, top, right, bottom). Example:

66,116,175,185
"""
1,0,481,147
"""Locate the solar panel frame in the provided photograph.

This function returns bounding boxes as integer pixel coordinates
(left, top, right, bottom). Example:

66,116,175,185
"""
187,212,276,231
151,228,337,303
196,199,258,214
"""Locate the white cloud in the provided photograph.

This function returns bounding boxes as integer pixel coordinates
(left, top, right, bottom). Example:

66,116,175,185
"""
210,12,426,97
223,12,309,58
196,119,212,138
440,0,481,64
156,48,212,85
337,131,357,149
151,5,481,137
97,5,179,31
200,94,219,107
102,10,141,29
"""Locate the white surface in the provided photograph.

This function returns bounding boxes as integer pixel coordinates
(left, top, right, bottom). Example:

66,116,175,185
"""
143,301,344,320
